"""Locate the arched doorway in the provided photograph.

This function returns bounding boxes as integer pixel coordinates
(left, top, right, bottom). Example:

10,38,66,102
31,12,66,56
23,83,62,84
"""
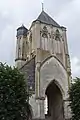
45,81,64,120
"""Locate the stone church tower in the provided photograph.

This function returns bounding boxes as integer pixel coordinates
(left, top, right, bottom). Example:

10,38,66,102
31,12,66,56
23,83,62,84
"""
15,10,71,120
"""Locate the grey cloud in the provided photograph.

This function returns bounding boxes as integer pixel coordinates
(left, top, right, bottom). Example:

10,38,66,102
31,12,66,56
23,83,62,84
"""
0,11,16,65
0,25,16,65
44,0,73,16
56,0,80,58
0,0,80,77
0,12,13,35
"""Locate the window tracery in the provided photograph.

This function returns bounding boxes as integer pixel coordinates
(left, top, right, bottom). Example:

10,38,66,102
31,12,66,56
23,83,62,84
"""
43,26,48,34
55,29,60,41
41,26,48,50
55,29,62,54
42,33,48,50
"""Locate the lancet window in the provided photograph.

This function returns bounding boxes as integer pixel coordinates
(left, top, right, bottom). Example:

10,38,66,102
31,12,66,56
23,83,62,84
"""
55,29,62,54
41,26,48,50
55,29,60,41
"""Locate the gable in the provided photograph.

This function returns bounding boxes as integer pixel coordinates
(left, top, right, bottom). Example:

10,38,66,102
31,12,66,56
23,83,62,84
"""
40,56,68,100
33,11,60,27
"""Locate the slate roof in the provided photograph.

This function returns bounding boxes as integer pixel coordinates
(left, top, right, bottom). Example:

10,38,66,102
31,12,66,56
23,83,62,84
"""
17,24,28,37
17,24,28,31
34,11,60,27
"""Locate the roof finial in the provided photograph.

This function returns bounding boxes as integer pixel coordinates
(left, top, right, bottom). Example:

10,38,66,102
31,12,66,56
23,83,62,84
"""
22,23,24,27
42,1,44,11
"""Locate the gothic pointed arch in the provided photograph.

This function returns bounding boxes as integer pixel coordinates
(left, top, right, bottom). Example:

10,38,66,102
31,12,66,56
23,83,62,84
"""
54,29,62,54
41,26,49,50
55,29,60,41
40,56,68,100
45,80,64,119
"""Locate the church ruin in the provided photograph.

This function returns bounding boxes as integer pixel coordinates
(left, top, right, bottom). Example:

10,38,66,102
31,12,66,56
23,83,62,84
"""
15,10,71,120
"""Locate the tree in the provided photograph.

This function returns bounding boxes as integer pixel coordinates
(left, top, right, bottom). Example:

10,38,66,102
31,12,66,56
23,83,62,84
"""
69,77,80,120
0,63,32,120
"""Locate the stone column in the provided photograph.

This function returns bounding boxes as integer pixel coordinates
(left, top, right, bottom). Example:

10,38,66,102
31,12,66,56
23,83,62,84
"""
35,62,40,98
40,97,45,119
35,61,45,119
64,100,72,120
35,97,45,119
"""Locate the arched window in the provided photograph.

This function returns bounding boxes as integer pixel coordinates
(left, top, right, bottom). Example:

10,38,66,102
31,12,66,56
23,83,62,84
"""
55,29,61,53
43,26,48,33
42,33,48,50
41,26,48,50
55,29,60,41
51,33,55,54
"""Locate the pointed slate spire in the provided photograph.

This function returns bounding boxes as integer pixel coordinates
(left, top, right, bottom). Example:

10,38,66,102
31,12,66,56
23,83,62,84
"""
17,24,28,37
33,11,60,27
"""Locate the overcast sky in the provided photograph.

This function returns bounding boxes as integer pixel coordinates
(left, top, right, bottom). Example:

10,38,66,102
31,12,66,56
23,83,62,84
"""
0,0,80,78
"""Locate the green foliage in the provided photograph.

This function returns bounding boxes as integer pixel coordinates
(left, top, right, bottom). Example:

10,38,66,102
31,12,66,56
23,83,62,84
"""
0,63,32,120
69,77,80,120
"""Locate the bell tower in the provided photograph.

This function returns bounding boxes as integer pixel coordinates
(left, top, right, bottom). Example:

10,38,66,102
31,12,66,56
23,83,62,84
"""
15,10,71,120
30,10,71,75
15,25,28,68
29,11,71,120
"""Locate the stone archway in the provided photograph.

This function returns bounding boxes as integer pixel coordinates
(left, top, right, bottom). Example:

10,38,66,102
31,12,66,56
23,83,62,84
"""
31,56,69,119
39,56,69,120
45,81,64,120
